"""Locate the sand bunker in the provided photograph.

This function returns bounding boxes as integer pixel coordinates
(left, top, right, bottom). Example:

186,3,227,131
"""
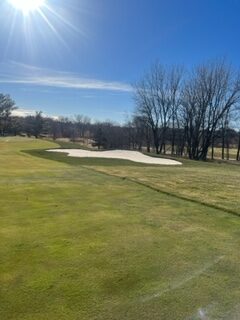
47,149,182,165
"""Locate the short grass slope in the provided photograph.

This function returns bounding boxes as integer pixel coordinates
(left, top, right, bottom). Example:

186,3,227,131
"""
1,137,240,320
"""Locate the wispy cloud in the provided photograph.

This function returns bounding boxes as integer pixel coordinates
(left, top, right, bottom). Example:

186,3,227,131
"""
0,61,132,93
12,108,36,117
12,108,59,120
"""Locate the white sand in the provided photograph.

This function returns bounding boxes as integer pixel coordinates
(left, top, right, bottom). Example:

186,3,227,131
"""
47,149,182,165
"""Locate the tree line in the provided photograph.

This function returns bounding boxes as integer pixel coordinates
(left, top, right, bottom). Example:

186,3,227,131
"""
134,60,240,160
0,60,240,161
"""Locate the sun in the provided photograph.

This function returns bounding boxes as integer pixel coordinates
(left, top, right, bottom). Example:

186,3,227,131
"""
8,0,45,15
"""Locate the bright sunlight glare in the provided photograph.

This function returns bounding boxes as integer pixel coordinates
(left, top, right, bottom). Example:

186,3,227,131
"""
8,0,45,15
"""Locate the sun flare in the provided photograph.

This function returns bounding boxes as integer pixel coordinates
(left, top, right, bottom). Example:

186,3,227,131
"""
8,0,45,15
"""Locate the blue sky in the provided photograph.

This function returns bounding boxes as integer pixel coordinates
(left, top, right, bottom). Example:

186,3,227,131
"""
0,0,240,122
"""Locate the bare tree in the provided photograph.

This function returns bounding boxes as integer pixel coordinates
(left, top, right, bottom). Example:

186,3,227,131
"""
74,115,91,139
233,107,240,161
130,115,152,151
24,111,44,138
169,66,184,155
237,131,240,161
182,61,240,160
134,63,183,154
0,94,16,136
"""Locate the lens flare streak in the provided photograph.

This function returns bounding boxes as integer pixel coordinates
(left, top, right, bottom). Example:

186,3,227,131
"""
8,0,45,15
4,0,83,57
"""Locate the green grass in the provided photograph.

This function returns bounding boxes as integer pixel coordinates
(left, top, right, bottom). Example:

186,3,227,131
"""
1,137,240,320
